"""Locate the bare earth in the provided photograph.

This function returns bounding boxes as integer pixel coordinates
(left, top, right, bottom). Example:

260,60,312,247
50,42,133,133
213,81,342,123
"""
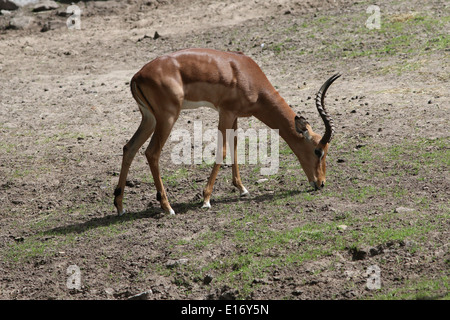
0,0,449,300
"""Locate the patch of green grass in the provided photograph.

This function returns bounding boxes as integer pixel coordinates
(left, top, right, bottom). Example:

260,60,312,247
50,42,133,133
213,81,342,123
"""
164,167,189,188
3,232,77,263
193,229,225,249
0,142,16,154
301,10,449,64
370,276,450,300
384,138,449,168
166,195,444,298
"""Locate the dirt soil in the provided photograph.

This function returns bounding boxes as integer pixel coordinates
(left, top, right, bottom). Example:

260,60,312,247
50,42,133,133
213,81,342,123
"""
0,0,448,300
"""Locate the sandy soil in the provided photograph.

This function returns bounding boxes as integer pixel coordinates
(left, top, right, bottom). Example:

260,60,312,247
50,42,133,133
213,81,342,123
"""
0,0,448,300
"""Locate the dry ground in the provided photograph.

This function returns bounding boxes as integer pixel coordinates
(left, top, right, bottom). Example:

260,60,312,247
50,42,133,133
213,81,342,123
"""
0,0,449,300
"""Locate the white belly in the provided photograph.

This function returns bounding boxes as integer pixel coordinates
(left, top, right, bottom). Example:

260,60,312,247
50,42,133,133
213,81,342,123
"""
181,99,217,110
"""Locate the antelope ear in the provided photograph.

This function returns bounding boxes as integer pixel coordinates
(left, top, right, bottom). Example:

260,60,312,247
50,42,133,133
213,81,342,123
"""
294,115,308,132
295,115,312,140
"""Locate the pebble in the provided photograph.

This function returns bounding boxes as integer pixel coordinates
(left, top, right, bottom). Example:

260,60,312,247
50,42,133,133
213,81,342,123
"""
32,1,59,12
292,288,303,296
128,290,153,300
203,274,213,285
8,16,34,30
166,258,189,269
104,288,114,296
394,207,415,213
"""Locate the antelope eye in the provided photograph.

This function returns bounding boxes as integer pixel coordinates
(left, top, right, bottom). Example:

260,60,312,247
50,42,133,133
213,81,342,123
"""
315,148,323,158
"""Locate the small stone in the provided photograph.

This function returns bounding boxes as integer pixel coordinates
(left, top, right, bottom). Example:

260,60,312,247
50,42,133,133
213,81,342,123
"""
8,15,34,30
404,240,416,248
350,247,367,261
32,0,59,12
166,258,188,269
256,178,268,184
0,0,18,11
40,22,51,32
394,207,415,213
292,288,303,296
203,274,213,285
104,288,114,296
337,225,348,231
369,246,382,256
128,290,152,300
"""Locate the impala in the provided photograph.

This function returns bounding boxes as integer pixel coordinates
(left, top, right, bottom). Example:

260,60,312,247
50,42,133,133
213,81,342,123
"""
113,48,340,215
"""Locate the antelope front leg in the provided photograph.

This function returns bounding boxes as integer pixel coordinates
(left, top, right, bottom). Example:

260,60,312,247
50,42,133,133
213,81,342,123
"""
202,163,221,209
202,113,235,209
231,118,249,197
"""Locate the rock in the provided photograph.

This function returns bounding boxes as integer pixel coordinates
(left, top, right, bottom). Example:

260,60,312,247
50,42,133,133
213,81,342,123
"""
256,178,268,184
292,288,303,296
394,207,415,213
166,258,188,269
137,34,152,42
368,246,383,256
350,247,367,261
40,21,51,32
2,0,40,9
0,0,18,10
8,15,34,30
127,290,153,300
252,278,268,285
337,224,348,231
203,274,213,285
104,288,114,296
404,240,416,248
218,286,239,300
32,0,58,12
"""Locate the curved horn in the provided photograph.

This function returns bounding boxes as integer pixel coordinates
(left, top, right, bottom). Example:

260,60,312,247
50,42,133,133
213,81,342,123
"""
315,73,341,146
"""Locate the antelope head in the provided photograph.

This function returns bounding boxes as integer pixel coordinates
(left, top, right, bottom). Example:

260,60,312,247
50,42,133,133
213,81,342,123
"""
294,73,341,190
